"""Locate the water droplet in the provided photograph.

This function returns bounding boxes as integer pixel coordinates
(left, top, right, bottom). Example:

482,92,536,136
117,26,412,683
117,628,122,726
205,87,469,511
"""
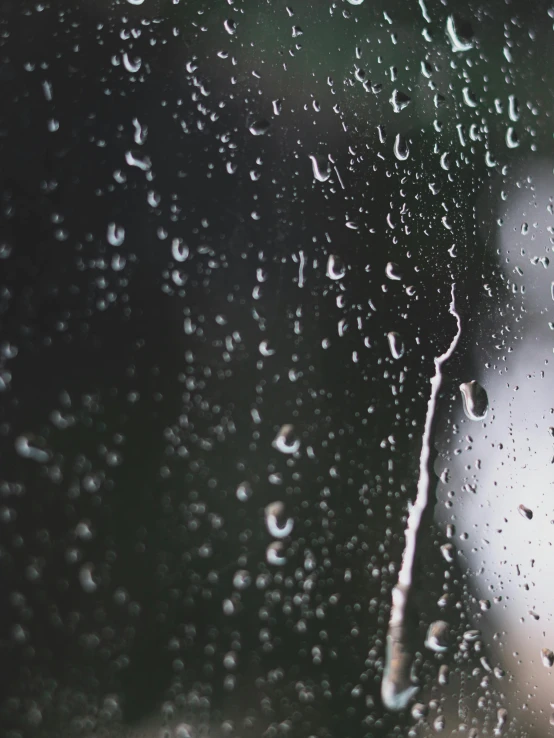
438,664,449,685
463,629,481,642
387,331,405,359
132,118,147,145
495,708,508,735
224,19,237,35
385,262,402,280
462,87,478,107
15,436,49,463
309,154,331,182
446,14,474,52
459,380,488,420
126,0,145,4
541,648,554,667
79,564,98,593
266,541,287,566
346,0,364,4
411,703,428,720
265,501,294,539
223,651,238,671
433,715,446,732
171,238,189,262
508,94,520,122
327,254,346,280
107,222,125,246
389,89,411,113
125,150,151,171
122,52,141,73
236,482,252,502
393,134,410,160
506,127,519,148
248,119,270,136
232,570,252,590
272,424,300,454
425,621,450,652
440,543,455,562
518,504,533,520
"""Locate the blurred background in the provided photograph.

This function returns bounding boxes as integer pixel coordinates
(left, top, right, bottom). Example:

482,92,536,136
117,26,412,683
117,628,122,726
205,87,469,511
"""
0,0,553,736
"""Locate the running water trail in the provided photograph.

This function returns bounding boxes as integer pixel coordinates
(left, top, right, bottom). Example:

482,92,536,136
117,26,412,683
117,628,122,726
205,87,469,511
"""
381,284,462,710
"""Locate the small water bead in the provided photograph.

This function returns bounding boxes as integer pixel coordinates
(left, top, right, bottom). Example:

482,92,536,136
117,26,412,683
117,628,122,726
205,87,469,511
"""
264,502,294,539
425,621,450,652
387,331,405,359
518,504,533,520
327,254,346,280
411,703,428,720
223,651,238,671
463,629,481,642
266,541,287,566
259,341,275,357
236,482,252,502
541,648,554,667
272,424,300,454
175,725,195,738
79,564,97,593
440,543,455,563
232,570,252,590
433,715,446,732
309,154,331,182
459,380,488,420
107,222,125,246
438,664,449,685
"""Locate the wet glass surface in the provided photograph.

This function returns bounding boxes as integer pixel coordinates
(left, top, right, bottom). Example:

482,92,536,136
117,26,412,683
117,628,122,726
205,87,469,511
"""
1,1,554,736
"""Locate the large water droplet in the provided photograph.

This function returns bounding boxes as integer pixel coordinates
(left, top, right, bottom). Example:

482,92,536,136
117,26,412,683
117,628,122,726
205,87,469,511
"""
508,94,520,122
506,127,519,149
389,90,411,113
15,435,49,463
224,18,237,35
236,482,252,502
266,541,287,566
309,155,331,182
107,223,125,246
393,134,410,160
518,504,533,520
446,14,474,52
385,262,402,281
425,620,450,652
459,380,488,420
387,331,405,359
272,424,301,454
265,502,294,539
248,119,270,136
327,254,346,280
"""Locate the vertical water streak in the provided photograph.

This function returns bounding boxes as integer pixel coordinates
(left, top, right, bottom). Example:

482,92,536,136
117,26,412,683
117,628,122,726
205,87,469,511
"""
381,284,462,710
